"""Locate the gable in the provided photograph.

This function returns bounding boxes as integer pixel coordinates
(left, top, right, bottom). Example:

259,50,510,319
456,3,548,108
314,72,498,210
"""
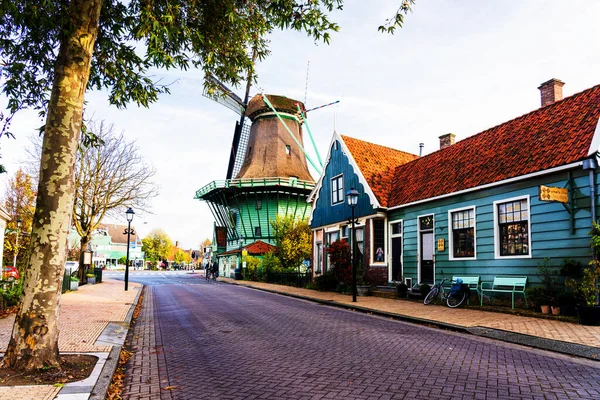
309,136,378,228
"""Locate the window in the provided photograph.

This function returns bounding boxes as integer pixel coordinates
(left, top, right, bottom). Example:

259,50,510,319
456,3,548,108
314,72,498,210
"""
341,224,349,238
372,219,385,263
449,208,475,259
325,230,340,272
255,226,261,237
256,199,262,210
285,145,291,156
331,175,344,205
495,197,530,257
316,242,323,273
391,222,402,235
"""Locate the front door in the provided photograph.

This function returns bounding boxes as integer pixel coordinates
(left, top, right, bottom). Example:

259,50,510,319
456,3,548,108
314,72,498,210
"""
419,215,435,284
391,237,402,282
420,232,434,283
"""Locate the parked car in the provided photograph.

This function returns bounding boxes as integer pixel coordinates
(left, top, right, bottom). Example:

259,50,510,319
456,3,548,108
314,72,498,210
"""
2,265,20,281
65,261,79,275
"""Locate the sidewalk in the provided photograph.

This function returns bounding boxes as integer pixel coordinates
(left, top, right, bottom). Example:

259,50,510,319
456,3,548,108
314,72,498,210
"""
0,279,142,400
220,277,600,360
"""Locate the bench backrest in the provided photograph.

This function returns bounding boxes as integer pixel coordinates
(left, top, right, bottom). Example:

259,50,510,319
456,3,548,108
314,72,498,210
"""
452,276,480,288
492,276,527,290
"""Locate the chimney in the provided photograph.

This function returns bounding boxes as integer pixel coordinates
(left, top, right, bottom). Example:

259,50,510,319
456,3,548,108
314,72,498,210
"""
439,133,455,150
538,78,564,107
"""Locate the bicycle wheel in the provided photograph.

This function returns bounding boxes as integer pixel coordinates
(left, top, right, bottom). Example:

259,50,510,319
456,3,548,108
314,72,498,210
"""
446,291,467,308
423,286,439,305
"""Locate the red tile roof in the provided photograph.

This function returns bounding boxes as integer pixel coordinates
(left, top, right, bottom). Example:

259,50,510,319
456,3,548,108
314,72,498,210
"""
341,135,419,205
384,84,600,207
218,240,276,256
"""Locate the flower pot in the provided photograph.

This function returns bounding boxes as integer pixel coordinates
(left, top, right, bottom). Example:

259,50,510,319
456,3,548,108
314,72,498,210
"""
356,285,370,296
540,305,551,314
70,281,79,291
577,305,600,326
551,306,560,316
87,277,96,285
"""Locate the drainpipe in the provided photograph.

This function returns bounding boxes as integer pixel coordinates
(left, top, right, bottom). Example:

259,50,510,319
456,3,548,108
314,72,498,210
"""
583,158,598,223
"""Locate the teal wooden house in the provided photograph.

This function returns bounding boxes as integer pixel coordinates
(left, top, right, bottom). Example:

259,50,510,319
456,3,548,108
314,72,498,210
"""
196,94,315,277
308,79,600,291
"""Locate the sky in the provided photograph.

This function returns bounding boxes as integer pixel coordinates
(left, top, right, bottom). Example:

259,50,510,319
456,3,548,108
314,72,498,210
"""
1,0,600,249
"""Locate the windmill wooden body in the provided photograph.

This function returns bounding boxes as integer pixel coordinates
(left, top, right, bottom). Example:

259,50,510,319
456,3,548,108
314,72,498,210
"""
196,88,316,277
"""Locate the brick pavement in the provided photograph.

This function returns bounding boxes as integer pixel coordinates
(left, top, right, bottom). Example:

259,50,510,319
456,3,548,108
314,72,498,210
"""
221,278,600,350
128,278,600,400
0,278,141,400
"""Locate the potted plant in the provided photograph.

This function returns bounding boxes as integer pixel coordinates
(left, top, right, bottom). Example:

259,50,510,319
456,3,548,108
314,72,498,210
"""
86,271,96,285
556,290,577,316
396,281,408,299
70,275,79,291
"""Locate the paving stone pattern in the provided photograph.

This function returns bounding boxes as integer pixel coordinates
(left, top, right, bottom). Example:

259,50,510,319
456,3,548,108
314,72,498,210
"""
139,281,600,400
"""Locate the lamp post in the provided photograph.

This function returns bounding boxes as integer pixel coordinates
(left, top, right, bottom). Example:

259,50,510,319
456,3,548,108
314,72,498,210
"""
346,188,359,302
124,208,135,291
13,217,22,268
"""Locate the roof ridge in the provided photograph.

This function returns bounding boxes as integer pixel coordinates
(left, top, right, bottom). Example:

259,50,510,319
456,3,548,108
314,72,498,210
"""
340,134,418,158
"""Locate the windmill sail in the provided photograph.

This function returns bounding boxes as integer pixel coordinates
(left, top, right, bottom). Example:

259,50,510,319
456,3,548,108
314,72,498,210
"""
202,75,252,179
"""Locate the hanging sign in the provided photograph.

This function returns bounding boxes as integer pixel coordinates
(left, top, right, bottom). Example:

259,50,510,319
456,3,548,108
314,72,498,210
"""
539,185,568,203
437,238,445,252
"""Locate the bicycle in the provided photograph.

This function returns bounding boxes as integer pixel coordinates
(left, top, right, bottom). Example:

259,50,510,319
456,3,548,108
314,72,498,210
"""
423,273,468,308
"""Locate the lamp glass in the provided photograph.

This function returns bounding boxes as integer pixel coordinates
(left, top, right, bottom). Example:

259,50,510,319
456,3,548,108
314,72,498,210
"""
126,207,135,222
346,188,359,207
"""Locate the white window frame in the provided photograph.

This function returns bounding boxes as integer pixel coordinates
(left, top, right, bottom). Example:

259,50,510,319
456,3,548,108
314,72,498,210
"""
370,217,387,265
493,195,532,259
448,206,477,261
388,219,403,282
330,174,344,206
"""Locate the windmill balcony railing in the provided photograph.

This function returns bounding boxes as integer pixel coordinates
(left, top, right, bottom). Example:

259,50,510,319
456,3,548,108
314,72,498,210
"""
195,177,316,198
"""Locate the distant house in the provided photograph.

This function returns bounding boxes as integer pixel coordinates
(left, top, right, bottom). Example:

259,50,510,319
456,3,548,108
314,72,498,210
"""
69,223,144,268
309,79,600,288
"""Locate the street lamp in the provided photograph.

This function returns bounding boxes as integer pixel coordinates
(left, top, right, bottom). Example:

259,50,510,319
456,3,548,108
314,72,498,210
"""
124,208,135,291
12,217,22,268
346,188,359,302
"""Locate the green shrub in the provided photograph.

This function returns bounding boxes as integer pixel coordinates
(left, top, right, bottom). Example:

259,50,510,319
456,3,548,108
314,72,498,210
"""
70,275,79,282
1,281,23,306
261,252,282,277
243,256,262,281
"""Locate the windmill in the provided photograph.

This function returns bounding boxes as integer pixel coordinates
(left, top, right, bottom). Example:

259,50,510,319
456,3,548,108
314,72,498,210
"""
196,80,322,278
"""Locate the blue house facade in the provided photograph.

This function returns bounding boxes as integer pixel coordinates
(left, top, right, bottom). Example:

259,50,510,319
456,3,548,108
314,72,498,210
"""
309,79,600,290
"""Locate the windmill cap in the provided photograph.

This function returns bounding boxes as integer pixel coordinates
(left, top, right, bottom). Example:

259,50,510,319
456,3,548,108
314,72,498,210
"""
246,94,306,121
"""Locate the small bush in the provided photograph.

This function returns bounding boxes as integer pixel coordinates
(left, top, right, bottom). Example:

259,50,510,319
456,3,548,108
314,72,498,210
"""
312,272,338,291
243,256,262,281
1,281,23,306
262,252,282,277
396,282,408,299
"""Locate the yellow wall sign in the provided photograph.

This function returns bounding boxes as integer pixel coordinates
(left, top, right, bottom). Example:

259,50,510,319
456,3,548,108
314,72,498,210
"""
437,238,445,252
242,249,248,257
539,185,568,203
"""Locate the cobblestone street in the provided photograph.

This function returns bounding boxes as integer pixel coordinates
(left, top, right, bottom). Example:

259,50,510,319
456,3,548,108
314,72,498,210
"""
122,277,600,400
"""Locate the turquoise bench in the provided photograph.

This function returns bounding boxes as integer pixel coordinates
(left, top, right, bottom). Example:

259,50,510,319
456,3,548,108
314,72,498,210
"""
480,276,527,309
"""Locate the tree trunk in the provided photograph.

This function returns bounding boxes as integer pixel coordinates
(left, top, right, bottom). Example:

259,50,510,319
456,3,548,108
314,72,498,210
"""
78,236,92,284
0,0,102,371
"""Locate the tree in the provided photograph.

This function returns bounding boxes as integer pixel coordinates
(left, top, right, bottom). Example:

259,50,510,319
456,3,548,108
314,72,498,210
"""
270,215,312,271
141,229,173,263
2,169,36,271
0,0,414,372
173,249,191,264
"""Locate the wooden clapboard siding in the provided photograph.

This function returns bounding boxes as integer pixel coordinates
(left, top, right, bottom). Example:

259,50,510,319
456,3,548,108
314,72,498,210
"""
235,192,311,244
310,140,377,228
390,167,594,286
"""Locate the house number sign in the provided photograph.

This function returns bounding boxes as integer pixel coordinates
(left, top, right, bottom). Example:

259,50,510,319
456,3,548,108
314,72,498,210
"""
539,185,568,203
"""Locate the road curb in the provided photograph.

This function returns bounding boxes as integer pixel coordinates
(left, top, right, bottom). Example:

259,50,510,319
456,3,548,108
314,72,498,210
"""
89,285,144,400
224,280,600,361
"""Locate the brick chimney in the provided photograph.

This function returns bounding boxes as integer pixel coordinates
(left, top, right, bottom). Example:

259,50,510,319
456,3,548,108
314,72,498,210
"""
538,79,564,107
439,133,455,150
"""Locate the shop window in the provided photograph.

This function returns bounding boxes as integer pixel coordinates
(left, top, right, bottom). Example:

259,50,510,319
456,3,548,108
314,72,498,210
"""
372,219,385,263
